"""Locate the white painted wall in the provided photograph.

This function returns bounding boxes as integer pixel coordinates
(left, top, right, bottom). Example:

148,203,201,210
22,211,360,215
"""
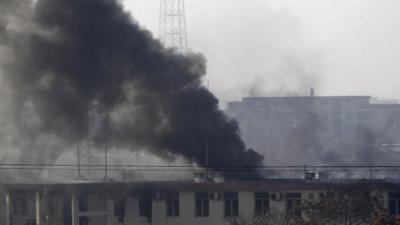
0,187,395,225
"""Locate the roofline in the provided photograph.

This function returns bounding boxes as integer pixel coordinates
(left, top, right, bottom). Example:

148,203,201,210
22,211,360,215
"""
368,104,400,107
1,179,399,192
241,96,371,100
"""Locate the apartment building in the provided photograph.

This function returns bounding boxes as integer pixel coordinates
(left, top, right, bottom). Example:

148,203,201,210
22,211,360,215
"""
225,90,400,166
0,178,400,225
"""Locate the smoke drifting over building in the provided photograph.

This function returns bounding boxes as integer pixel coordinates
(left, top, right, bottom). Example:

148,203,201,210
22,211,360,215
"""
226,92,400,178
0,0,263,179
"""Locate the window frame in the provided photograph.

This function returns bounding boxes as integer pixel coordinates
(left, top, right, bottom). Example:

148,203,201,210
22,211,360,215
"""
166,192,179,217
255,192,270,216
195,192,210,217
47,195,61,217
138,196,152,218
389,192,400,216
78,194,88,212
12,196,28,216
286,192,302,217
114,198,125,223
224,192,239,217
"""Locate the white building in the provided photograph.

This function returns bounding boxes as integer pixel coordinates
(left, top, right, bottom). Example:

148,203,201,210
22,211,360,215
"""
0,179,399,225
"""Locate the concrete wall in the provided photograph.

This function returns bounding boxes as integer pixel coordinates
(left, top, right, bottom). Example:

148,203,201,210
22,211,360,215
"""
125,196,151,225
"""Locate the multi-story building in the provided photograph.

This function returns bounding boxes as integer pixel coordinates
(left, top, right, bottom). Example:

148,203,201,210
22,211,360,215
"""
0,178,399,225
225,89,400,167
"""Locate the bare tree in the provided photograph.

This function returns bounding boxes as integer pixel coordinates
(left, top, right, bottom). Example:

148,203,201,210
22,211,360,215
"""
229,213,304,225
302,183,386,225
230,183,394,225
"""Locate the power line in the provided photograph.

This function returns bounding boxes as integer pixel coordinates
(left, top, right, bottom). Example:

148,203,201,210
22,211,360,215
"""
0,163,399,173
0,163,399,168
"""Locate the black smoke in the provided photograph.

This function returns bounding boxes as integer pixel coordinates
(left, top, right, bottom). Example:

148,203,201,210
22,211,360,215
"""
0,0,263,179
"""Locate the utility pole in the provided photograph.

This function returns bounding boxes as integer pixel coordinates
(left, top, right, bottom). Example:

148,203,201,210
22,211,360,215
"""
105,136,108,180
104,113,110,181
159,0,188,53
205,80,210,170
76,144,81,179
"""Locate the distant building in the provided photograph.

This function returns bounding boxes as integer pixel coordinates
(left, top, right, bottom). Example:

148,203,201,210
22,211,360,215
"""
0,179,399,225
226,89,400,166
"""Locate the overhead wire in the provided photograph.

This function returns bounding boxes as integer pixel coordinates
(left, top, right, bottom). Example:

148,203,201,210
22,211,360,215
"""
0,163,399,173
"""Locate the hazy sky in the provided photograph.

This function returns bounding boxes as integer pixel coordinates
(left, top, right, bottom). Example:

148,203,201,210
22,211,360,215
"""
123,0,400,103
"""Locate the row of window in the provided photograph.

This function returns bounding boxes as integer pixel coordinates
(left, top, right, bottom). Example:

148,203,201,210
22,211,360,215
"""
344,112,369,120
10,192,400,218
144,192,302,218
153,191,400,218
248,98,370,108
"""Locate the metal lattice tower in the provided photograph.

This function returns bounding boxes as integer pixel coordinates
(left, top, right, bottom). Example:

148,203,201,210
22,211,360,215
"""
159,0,188,54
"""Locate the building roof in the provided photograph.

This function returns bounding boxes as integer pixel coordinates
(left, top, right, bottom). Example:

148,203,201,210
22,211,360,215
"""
368,104,400,108
242,96,371,100
2,179,400,193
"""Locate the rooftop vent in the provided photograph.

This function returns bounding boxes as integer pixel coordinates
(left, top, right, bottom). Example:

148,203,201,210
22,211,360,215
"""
305,171,329,181
194,171,225,183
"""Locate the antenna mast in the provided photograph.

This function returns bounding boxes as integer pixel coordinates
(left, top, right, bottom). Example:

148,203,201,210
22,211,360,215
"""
160,0,188,54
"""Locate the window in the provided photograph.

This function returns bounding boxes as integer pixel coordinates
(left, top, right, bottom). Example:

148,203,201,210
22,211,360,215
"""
92,194,107,211
12,196,27,215
47,196,61,217
138,196,152,218
195,192,209,217
224,192,239,217
79,217,89,225
114,198,125,223
166,192,179,217
78,195,88,212
255,192,269,216
287,192,301,217
345,112,353,120
389,193,400,216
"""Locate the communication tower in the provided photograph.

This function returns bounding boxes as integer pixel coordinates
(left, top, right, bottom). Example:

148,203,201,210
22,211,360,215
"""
159,0,188,54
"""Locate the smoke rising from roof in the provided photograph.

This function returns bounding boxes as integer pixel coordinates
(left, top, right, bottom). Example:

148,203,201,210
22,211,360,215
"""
0,0,263,179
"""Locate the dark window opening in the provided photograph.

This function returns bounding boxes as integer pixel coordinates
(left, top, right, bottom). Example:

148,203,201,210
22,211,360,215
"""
24,220,36,225
114,198,125,223
139,195,152,218
255,192,269,216
79,217,89,225
224,192,239,217
12,196,28,215
389,192,400,216
287,192,301,217
195,192,209,217
78,195,88,212
63,196,72,225
166,192,179,217
46,196,61,217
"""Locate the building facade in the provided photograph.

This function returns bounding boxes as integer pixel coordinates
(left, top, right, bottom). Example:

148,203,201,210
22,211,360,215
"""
226,90,400,167
1,179,400,225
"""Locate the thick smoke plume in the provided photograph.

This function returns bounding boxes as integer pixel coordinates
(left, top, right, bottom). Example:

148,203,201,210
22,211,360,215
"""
0,0,263,179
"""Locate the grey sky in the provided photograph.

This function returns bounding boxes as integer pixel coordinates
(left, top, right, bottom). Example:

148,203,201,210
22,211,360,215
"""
123,0,400,103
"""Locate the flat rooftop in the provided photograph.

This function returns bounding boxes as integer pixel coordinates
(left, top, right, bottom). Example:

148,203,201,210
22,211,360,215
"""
2,179,400,192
